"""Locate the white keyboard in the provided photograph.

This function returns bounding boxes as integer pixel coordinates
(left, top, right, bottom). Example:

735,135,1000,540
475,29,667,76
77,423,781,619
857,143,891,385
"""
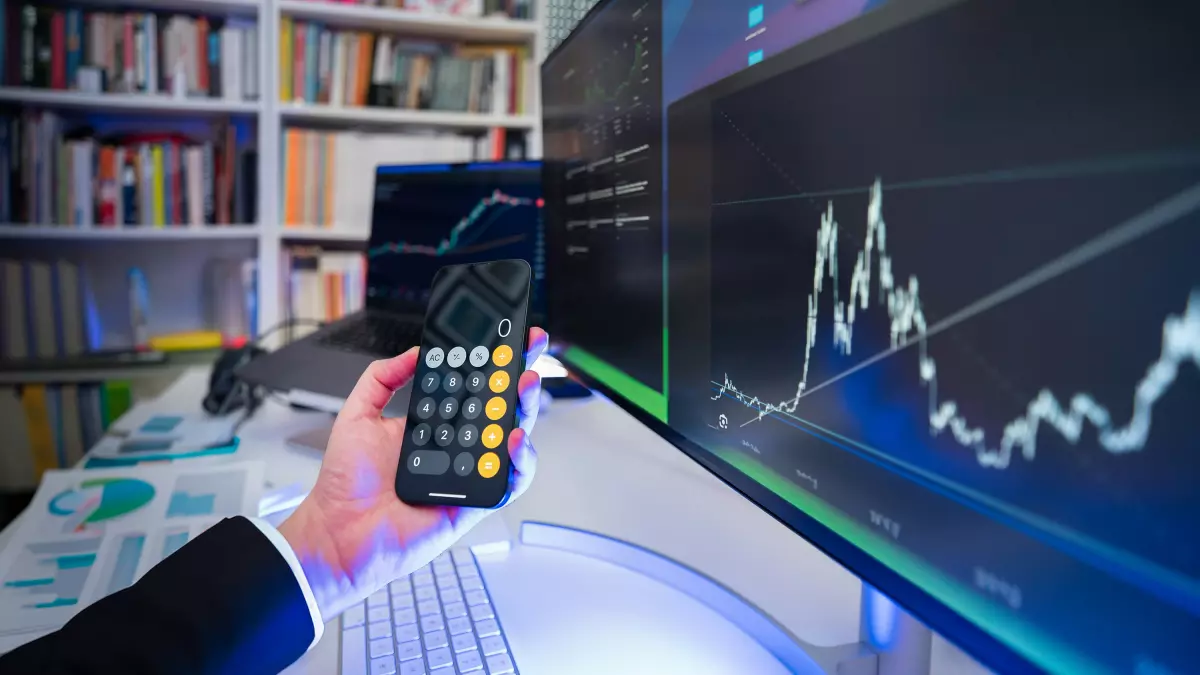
340,548,519,675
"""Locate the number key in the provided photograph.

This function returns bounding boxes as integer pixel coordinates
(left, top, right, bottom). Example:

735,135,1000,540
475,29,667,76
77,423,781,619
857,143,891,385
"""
435,424,455,447
461,397,482,420
411,423,431,446
443,371,462,393
420,372,440,393
415,397,436,420
458,424,478,447
439,398,459,420
465,371,486,393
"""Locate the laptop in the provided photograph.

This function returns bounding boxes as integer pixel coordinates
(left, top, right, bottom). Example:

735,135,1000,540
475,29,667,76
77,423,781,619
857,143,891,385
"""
237,161,544,415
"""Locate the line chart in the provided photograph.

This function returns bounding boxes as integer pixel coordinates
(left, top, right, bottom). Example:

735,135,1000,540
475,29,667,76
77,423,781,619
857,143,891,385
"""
711,179,1200,469
367,190,541,259
585,39,648,105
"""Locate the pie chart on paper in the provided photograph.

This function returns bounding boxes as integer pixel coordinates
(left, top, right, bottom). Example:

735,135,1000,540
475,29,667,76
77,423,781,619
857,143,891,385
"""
48,478,156,533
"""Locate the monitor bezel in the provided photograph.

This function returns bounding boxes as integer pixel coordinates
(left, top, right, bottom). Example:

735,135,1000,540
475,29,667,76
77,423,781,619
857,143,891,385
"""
542,0,1040,671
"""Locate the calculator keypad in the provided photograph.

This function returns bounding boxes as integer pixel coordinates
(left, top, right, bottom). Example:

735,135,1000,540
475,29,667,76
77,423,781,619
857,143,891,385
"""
403,344,520,481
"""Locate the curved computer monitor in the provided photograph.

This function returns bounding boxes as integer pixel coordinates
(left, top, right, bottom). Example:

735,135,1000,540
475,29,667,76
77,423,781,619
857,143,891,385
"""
541,0,1200,672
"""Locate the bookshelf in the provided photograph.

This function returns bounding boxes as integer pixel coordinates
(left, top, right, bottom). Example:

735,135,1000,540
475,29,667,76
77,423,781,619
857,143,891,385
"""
2,0,547,353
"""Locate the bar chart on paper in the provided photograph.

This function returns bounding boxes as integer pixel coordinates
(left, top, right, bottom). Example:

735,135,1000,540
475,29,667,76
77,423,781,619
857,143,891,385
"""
167,470,249,518
0,537,102,635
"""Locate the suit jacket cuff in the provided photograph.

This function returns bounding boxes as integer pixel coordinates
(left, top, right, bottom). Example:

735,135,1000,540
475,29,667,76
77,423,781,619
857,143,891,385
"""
247,516,326,651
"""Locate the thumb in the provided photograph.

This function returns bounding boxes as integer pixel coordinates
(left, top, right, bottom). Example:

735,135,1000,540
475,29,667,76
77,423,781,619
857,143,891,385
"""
340,348,419,419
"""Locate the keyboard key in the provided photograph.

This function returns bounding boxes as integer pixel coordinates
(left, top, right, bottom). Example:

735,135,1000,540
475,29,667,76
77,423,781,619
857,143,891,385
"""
425,629,449,649
392,592,415,609
443,602,467,619
452,632,477,653
430,668,455,675
344,604,367,629
341,626,367,675
461,577,484,591
456,563,480,579
464,590,489,606
456,648,483,672
370,637,395,658
427,647,454,670
486,653,515,675
369,621,393,640
421,614,446,633
390,578,412,593
394,608,417,626
368,591,389,608
436,551,453,564
434,559,456,576
400,661,426,675
440,588,464,605
448,616,473,635
469,604,495,621
397,639,422,661
395,623,420,643
474,619,500,637
451,548,474,565
368,606,390,623
479,635,507,656
418,599,441,617
415,585,438,601
413,571,434,587
371,656,397,675
436,575,458,591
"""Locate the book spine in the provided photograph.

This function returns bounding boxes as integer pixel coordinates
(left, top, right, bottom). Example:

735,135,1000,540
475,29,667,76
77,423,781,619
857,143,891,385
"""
202,141,214,224
208,23,220,98
21,385,59,477
197,17,209,94
279,16,292,102
293,21,305,103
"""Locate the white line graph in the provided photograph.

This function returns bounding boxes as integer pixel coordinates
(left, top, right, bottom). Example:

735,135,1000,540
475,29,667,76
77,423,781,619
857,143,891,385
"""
711,179,1200,469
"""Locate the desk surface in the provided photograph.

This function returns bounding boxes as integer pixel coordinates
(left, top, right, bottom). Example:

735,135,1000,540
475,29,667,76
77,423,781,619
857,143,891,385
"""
2,366,990,675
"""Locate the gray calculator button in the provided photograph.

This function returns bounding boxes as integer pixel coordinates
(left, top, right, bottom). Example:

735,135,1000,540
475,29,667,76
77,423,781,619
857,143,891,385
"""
420,373,440,394
461,397,482,420
410,423,432,447
439,398,459,420
465,371,486,393
424,348,444,369
408,450,450,475
435,424,455,448
443,371,463,393
454,452,474,477
457,426,478,449
469,346,489,368
447,347,467,368
415,398,436,420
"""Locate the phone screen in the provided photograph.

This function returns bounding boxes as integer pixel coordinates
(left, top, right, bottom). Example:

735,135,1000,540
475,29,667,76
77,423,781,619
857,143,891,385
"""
395,260,532,508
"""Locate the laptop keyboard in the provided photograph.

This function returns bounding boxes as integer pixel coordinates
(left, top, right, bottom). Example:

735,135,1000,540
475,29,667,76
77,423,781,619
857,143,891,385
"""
340,548,519,675
319,315,422,358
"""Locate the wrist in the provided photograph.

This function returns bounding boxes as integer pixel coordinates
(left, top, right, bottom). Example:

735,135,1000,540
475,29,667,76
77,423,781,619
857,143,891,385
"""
278,502,353,621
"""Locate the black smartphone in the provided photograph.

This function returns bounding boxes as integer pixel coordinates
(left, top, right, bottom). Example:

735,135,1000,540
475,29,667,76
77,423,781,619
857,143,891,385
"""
395,260,532,508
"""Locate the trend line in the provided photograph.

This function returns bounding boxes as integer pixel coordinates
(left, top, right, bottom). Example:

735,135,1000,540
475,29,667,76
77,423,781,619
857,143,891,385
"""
585,40,647,105
711,179,1200,469
367,190,540,259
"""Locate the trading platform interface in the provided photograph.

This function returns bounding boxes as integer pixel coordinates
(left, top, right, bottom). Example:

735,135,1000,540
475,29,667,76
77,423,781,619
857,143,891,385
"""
543,0,667,419
667,0,1200,671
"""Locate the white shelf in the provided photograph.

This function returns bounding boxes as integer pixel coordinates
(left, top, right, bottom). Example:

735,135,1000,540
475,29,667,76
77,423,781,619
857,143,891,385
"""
280,228,369,242
278,1,538,43
0,88,260,115
280,103,537,130
0,225,262,241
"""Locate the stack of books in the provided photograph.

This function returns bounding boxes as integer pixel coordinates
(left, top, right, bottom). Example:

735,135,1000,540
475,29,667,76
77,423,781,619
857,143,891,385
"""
282,247,366,330
299,0,535,19
280,21,532,115
0,112,255,227
2,5,260,101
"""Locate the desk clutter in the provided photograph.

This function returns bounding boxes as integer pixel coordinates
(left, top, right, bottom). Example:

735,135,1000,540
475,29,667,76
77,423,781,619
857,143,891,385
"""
0,461,263,651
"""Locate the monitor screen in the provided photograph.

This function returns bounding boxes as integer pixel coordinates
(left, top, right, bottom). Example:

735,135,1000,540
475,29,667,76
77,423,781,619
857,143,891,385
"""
367,162,545,317
544,0,1200,672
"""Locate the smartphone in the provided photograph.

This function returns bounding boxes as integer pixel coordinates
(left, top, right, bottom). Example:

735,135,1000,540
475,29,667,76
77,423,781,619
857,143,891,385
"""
395,260,532,508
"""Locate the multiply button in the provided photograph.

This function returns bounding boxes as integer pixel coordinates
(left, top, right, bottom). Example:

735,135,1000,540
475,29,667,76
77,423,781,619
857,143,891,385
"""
492,345,513,367
488,371,510,393
477,452,500,479
485,397,506,421
481,424,503,450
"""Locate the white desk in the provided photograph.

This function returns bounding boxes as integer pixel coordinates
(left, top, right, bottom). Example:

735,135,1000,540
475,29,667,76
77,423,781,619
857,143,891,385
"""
2,367,990,675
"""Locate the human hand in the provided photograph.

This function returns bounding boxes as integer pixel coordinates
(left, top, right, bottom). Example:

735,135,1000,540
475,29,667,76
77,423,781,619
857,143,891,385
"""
279,328,548,620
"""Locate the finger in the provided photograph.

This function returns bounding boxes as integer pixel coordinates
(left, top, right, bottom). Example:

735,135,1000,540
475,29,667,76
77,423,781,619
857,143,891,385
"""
341,347,419,419
506,428,538,501
516,370,541,436
524,327,549,367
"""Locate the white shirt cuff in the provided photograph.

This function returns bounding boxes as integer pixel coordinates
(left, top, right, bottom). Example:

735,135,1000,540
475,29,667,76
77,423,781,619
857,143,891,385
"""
247,516,325,652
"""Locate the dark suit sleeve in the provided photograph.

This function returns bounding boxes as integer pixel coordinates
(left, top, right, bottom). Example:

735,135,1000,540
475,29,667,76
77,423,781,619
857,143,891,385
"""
0,516,316,675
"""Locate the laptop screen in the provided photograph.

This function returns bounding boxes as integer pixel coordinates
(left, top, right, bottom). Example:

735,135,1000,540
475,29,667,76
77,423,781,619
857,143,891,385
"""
367,161,545,318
